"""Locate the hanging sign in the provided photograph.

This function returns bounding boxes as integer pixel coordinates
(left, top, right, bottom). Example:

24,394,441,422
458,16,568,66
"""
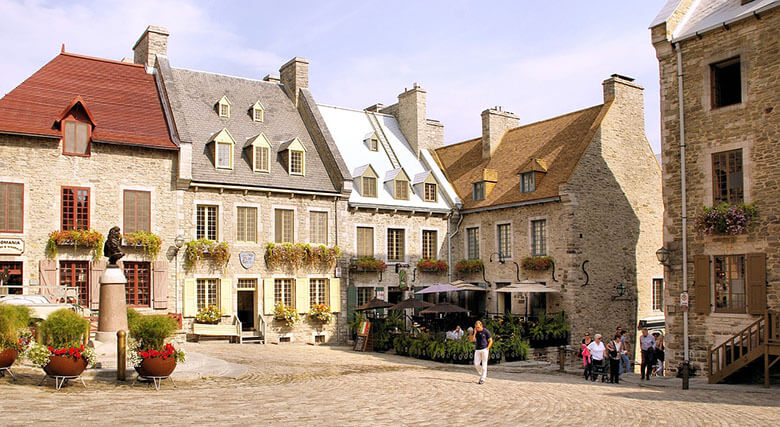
679,292,689,312
239,251,255,269
399,269,408,290
0,238,24,255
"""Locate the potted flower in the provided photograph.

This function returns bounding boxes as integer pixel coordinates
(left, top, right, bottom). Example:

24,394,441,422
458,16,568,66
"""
273,303,300,327
694,202,758,235
417,259,449,274
455,259,484,274
184,238,230,269
128,314,185,378
45,229,104,260
195,305,222,325
122,231,163,259
521,256,554,271
27,309,96,377
0,305,32,369
308,304,333,323
350,257,387,272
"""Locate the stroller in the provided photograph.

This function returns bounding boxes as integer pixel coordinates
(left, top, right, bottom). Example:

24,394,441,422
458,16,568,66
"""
589,359,609,382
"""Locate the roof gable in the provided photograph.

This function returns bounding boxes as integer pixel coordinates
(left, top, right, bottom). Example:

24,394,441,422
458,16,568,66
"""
278,137,306,152
55,96,97,127
244,132,271,149
210,128,235,144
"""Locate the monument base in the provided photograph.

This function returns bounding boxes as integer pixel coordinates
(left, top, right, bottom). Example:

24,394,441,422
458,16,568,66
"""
97,265,128,334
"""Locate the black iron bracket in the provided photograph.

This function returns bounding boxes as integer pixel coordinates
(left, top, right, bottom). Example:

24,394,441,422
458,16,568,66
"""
580,260,590,287
550,260,559,282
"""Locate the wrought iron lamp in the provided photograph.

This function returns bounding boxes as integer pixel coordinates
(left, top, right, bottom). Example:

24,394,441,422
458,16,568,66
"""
611,283,627,300
656,247,671,267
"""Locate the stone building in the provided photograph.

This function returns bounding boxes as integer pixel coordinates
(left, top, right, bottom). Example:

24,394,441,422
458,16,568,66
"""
148,28,353,344
317,85,460,342
0,46,179,315
651,0,780,381
434,75,663,353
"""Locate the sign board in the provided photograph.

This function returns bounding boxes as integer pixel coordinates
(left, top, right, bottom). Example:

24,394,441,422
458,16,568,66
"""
353,321,371,352
399,270,408,290
0,238,24,255
239,251,255,269
680,292,689,312
375,290,385,301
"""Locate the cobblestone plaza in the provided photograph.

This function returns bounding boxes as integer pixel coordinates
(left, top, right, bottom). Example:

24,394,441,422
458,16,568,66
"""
2,343,778,426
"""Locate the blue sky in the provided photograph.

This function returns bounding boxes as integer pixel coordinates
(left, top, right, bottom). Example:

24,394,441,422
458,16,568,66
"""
0,0,667,152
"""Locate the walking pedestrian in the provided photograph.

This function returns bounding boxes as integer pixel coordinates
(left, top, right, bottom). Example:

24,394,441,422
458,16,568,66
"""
581,332,593,380
619,330,631,374
587,333,606,382
469,320,493,384
654,332,665,376
608,334,622,384
639,327,656,380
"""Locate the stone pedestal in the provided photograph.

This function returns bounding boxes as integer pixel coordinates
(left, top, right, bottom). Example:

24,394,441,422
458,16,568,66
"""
95,265,128,343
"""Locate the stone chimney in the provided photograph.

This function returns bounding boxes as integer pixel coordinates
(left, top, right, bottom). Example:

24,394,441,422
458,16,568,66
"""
133,25,169,68
602,74,645,131
279,57,309,106
263,74,281,83
481,106,519,160
397,82,427,157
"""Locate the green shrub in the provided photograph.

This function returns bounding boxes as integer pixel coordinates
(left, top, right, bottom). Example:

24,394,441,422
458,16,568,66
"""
504,334,530,360
40,309,89,348
127,308,141,331
0,304,31,350
129,315,177,350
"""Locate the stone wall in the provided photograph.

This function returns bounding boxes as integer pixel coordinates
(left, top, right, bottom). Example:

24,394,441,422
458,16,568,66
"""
652,8,780,373
0,134,179,314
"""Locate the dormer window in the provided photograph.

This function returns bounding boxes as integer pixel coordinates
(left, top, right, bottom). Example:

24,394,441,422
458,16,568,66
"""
246,133,271,173
385,168,410,200
363,177,377,197
473,182,485,201
278,137,306,176
520,172,535,193
424,183,437,202
57,96,96,157
210,128,235,170
364,132,379,151
217,95,231,118
353,164,379,198
395,179,409,200
252,101,264,122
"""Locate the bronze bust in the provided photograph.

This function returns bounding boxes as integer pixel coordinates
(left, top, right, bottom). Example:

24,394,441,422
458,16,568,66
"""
104,226,125,266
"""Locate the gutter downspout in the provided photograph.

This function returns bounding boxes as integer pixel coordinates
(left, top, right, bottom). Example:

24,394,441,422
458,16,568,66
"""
675,41,690,390
447,207,464,283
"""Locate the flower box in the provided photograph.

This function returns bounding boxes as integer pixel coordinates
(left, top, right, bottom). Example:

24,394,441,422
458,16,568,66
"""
417,259,448,274
121,231,162,259
455,259,484,274
350,257,387,272
184,239,230,269
265,243,341,270
694,203,757,235
45,229,104,260
521,256,554,271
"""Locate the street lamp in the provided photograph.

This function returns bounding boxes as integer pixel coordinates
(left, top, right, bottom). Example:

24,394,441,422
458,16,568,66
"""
611,283,626,300
656,247,671,267
173,235,185,314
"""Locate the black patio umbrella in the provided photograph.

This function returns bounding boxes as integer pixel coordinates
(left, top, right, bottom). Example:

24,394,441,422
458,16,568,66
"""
354,297,394,311
389,297,434,311
419,302,469,314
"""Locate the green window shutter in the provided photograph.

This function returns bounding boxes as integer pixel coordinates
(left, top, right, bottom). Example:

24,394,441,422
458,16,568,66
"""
347,285,357,321
220,278,233,316
183,279,197,317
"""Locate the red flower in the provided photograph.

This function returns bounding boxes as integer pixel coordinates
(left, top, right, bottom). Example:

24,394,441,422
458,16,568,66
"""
47,346,54,352
150,350,160,358
140,351,149,358
74,352,82,359
68,347,76,355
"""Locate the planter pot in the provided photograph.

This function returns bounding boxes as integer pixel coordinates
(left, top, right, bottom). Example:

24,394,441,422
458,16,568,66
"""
44,354,87,377
0,349,18,368
136,357,177,378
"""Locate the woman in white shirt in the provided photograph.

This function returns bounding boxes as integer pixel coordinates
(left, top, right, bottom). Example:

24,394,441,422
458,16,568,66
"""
586,334,607,381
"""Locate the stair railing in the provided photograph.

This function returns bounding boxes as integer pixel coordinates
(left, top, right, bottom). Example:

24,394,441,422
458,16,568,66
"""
708,315,766,381
257,313,267,345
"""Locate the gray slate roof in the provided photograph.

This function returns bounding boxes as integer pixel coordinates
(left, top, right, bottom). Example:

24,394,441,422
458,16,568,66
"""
158,61,339,193
652,0,780,40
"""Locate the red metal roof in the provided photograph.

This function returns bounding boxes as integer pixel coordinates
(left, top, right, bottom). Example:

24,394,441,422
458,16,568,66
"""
0,52,175,150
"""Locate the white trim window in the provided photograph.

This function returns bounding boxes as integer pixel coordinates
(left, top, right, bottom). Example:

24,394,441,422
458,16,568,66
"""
196,205,219,240
236,206,258,243
197,278,219,310
497,223,511,259
531,219,547,256
310,278,329,307
466,227,479,260
387,228,405,262
652,278,663,312
309,211,328,245
274,278,293,307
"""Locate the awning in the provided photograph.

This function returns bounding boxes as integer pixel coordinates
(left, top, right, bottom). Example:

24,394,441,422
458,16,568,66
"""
449,280,487,292
495,280,560,293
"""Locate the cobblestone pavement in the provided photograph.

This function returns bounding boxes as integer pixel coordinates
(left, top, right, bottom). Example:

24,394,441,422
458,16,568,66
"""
2,343,779,426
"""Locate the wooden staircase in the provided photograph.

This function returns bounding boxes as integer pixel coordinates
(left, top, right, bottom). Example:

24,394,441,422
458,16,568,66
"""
708,311,780,387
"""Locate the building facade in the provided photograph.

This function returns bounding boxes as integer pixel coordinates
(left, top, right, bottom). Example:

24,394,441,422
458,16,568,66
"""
651,0,780,378
0,48,179,317
435,76,664,355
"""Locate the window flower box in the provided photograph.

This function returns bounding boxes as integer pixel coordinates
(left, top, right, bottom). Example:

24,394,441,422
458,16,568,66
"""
417,259,448,274
122,231,162,260
693,203,757,235
349,257,387,272
521,256,554,271
45,229,104,260
274,303,300,327
184,239,230,270
455,259,484,274
265,243,342,271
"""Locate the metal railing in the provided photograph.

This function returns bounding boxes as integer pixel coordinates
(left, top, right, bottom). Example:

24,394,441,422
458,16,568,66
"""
257,313,267,344
233,314,243,344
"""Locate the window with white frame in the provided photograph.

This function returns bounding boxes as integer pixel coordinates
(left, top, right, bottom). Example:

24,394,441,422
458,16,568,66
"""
466,227,479,260
521,172,535,193
387,228,405,262
252,102,264,122
531,219,547,256
196,205,218,240
424,183,437,202
290,150,304,175
216,142,233,169
310,278,329,307
274,278,293,307
274,208,294,243
652,278,663,312
422,230,437,259
497,223,511,259
395,179,409,200
197,278,218,310
254,146,270,172
362,176,377,198
310,211,328,244
236,206,257,242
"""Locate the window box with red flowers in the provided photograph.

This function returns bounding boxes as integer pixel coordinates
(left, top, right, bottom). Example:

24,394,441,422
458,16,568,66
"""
417,259,448,274
308,303,333,323
521,256,554,271
45,229,104,260
455,259,484,274
350,257,388,273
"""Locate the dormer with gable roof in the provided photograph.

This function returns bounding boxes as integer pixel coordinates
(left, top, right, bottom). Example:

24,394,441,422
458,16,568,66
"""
518,158,547,193
278,137,306,175
55,96,97,157
244,133,271,172
209,128,235,169
412,171,439,203
217,95,231,118
353,164,379,198
251,101,264,122
385,168,411,200
363,132,379,151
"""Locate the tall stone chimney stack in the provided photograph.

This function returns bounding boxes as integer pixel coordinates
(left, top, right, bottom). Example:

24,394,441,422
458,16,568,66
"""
279,57,309,107
603,74,645,133
133,25,169,68
397,82,427,157
481,106,519,160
